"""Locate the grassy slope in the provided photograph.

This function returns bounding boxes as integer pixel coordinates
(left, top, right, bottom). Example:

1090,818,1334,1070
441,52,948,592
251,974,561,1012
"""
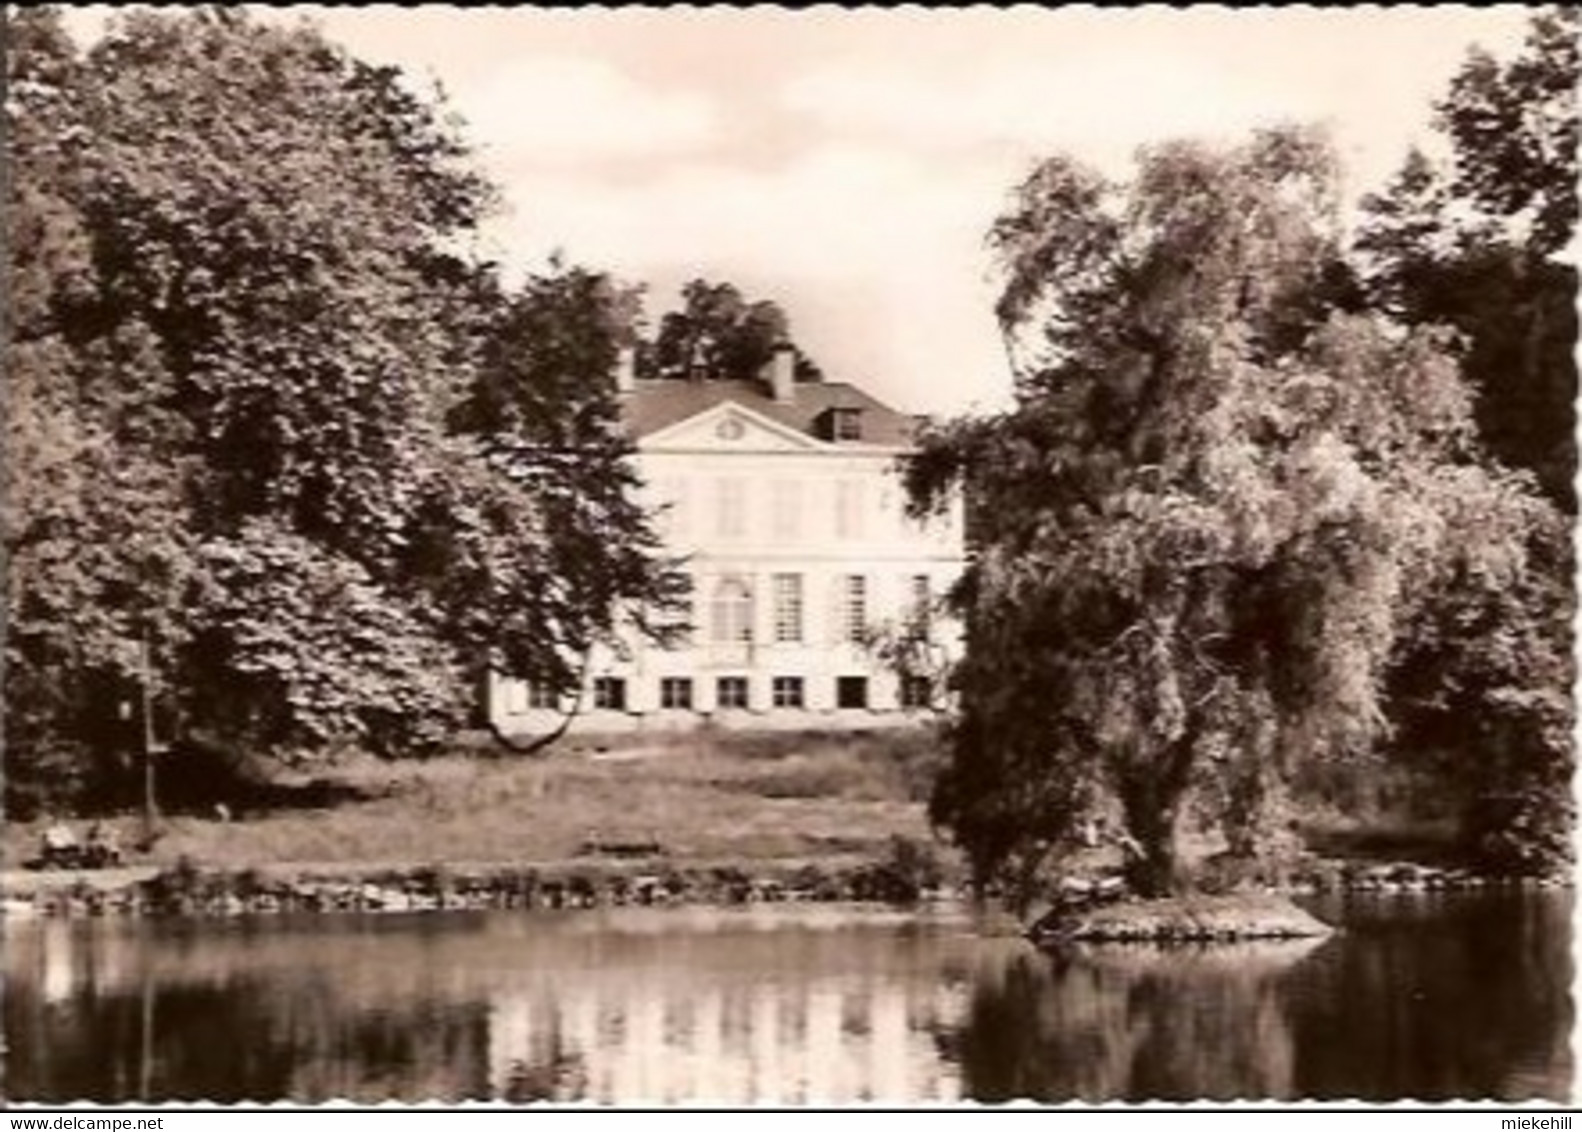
1,727,1470,884
3,730,946,872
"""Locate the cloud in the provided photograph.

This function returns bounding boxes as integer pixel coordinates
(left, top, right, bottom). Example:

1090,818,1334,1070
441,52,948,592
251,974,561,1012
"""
777,8,1531,199
781,56,1319,178
453,58,718,167
488,145,1016,415
50,6,1538,426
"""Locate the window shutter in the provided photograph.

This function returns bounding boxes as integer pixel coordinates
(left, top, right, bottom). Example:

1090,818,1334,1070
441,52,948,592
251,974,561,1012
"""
823,573,844,647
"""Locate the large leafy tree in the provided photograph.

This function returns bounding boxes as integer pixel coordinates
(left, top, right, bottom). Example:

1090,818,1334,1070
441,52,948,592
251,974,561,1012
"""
4,8,675,811
1353,6,1577,868
643,278,823,383
1437,5,1576,262
906,127,1560,896
447,264,687,745
1356,6,1577,512
4,9,164,802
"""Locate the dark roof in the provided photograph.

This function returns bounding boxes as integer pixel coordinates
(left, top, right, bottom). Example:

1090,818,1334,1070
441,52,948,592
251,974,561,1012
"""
620,379,919,448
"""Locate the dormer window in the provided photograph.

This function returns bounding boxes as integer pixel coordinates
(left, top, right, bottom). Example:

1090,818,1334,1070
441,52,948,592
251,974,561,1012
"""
831,407,863,442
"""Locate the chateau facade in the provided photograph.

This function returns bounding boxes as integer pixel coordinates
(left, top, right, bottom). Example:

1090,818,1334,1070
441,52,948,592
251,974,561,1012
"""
489,347,966,734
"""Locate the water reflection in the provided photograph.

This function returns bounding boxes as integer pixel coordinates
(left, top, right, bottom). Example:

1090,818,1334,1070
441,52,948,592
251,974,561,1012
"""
487,951,967,1103
1286,892,1574,1100
4,894,1570,1104
7,918,493,1102
946,939,1326,1102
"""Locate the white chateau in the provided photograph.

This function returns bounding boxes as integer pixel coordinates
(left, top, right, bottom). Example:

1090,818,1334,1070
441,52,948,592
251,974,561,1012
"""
489,345,966,734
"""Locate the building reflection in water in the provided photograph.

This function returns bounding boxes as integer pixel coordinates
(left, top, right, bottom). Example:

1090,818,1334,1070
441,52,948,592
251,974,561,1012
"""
488,969,969,1103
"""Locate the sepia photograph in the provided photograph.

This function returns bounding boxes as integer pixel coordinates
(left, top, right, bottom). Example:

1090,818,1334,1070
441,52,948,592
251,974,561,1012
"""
2,2,1574,1109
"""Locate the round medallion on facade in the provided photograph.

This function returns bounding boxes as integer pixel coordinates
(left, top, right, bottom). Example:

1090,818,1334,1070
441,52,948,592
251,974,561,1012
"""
717,417,745,441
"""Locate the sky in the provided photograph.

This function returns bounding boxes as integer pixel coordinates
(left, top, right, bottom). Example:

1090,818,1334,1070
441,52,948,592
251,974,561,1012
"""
67,6,1537,416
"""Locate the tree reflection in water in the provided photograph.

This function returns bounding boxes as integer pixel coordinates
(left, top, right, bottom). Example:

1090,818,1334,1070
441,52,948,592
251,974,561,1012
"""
1285,891,1573,1100
944,892,1570,1103
942,940,1319,1102
5,974,493,1103
5,918,496,1103
499,1050,589,1104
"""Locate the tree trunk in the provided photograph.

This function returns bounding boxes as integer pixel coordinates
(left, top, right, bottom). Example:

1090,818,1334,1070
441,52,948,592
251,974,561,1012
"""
486,651,592,757
1117,760,1191,898
1225,767,1301,863
1123,804,1185,897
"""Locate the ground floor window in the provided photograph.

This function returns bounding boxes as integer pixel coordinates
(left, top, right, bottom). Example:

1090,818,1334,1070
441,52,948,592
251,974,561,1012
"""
836,675,868,710
900,675,932,710
772,676,805,709
660,677,693,710
716,676,749,710
527,682,559,710
593,677,627,712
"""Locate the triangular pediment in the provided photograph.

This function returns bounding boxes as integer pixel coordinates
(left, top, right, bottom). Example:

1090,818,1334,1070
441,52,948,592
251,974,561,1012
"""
639,401,825,452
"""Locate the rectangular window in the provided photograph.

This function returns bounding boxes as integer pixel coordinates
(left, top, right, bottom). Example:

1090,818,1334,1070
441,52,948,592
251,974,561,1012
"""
593,677,627,712
836,676,869,710
772,573,804,644
657,575,695,649
660,677,693,710
710,576,754,645
716,478,746,539
835,480,865,540
900,675,932,710
834,408,863,441
844,574,868,643
771,480,803,542
527,683,559,710
772,676,805,709
716,676,749,711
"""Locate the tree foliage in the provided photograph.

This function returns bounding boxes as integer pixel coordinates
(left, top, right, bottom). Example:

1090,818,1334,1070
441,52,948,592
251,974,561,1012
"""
1437,5,1577,261
4,8,677,812
1356,6,1577,513
1352,6,1577,867
642,278,823,383
448,266,689,699
907,127,1566,895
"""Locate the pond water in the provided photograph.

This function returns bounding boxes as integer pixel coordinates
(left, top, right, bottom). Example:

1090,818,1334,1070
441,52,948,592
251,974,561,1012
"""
4,890,1571,1104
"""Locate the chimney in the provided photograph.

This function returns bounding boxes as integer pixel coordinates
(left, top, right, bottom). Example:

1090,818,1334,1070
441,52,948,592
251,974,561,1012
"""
614,345,636,394
767,341,796,403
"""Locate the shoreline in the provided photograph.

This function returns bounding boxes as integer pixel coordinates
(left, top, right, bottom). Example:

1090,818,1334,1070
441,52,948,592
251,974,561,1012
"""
1030,892,1338,945
1,852,949,918
3,850,1568,923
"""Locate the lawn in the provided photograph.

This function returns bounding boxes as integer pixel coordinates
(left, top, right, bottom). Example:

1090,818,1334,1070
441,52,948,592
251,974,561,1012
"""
3,729,948,873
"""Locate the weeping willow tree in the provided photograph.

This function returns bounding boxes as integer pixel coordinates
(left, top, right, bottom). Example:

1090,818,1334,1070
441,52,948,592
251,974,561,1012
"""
906,127,1565,897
